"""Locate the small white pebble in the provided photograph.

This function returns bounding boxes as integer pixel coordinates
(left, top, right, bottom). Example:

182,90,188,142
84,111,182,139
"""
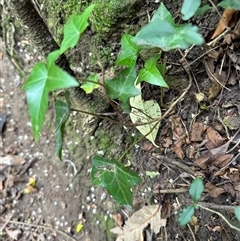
96,220,100,225
92,208,96,214
54,201,58,206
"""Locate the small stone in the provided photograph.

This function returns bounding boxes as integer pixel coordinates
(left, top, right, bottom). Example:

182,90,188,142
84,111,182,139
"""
60,201,67,209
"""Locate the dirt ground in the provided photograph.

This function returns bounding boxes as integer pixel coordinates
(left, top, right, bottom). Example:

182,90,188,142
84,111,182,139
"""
1,2,240,241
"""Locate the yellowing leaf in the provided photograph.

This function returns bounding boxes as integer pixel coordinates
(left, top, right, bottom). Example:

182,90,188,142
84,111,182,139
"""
28,177,36,187
130,87,161,147
111,205,167,241
76,223,84,233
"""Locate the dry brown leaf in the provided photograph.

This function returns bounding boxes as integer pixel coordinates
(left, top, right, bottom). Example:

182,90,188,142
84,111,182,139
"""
195,141,231,169
111,205,167,241
172,141,185,159
190,122,206,142
205,127,225,149
0,155,26,166
211,9,237,39
213,154,233,168
205,183,225,197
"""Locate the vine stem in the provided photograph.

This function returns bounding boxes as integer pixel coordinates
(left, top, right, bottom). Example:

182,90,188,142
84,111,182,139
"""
198,204,240,232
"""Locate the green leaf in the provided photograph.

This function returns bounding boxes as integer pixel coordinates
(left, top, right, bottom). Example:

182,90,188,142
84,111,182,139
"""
218,0,240,10
194,5,212,17
22,63,49,142
181,0,201,20
130,88,161,147
22,61,79,142
189,178,204,203
47,64,79,91
91,155,142,206
81,73,99,94
152,3,175,25
47,50,61,67
117,34,140,67
234,206,240,221
105,66,140,102
55,97,70,160
146,171,159,178
138,56,168,87
133,19,204,51
60,5,94,54
178,205,195,226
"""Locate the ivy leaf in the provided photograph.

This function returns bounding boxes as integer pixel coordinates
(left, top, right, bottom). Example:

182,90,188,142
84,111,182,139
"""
218,0,240,10
47,50,61,67
178,205,195,226
234,206,240,221
22,63,49,142
81,73,99,94
105,66,140,102
55,93,71,160
189,178,204,203
194,5,212,17
116,34,140,67
60,4,94,54
181,0,201,20
91,155,142,206
138,56,168,87
152,2,175,24
130,88,161,147
22,62,79,142
133,19,204,51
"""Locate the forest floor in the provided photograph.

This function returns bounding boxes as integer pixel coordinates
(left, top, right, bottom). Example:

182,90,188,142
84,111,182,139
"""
1,3,240,241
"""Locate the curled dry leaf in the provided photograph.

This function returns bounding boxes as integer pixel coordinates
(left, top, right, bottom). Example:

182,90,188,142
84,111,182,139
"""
172,141,185,159
211,9,237,40
205,182,225,197
111,205,167,241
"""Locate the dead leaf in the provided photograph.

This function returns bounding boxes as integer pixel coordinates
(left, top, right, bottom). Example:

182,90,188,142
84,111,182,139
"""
0,155,26,166
223,183,236,197
213,154,233,168
172,141,185,159
205,183,225,197
195,129,239,169
111,205,167,241
186,145,196,159
205,127,225,149
223,116,240,130
190,122,206,142
211,9,237,39
5,228,21,240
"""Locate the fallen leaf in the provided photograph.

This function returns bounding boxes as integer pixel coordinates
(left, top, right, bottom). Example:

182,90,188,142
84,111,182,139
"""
223,116,240,130
211,9,237,39
130,87,161,147
0,155,26,166
5,228,21,240
206,127,225,149
195,129,239,169
213,154,233,168
111,205,167,241
190,122,206,142
205,183,225,197
172,141,185,159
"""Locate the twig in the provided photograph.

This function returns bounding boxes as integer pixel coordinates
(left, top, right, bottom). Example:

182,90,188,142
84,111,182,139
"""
2,220,77,241
151,153,196,177
153,187,188,194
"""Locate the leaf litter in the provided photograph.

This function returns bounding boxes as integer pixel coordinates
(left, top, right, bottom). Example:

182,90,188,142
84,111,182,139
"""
111,205,167,241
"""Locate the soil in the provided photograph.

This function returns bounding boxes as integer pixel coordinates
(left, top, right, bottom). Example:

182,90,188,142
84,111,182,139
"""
1,1,240,241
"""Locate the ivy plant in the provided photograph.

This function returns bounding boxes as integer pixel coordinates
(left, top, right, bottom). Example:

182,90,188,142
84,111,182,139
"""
22,1,240,207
